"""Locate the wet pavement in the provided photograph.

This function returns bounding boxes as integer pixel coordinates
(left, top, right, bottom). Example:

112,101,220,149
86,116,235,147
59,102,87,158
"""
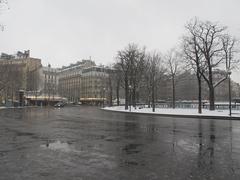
0,106,240,180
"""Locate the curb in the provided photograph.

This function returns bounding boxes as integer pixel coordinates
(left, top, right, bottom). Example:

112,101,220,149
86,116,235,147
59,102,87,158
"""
0,106,40,110
101,108,240,121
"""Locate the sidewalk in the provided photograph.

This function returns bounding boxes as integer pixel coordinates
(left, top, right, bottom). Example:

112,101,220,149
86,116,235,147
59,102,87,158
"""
103,106,240,120
0,106,39,110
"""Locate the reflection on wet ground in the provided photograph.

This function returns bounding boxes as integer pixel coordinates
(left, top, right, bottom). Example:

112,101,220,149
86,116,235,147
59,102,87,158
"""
41,140,73,153
0,106,240,179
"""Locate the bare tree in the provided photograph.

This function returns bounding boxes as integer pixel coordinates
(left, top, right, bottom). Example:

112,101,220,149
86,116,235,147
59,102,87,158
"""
112,64,122,106
116,43,145,110
183,37,204,113
142,59,152,108
184,18,237,110
221,34,239,115
128,46,145,108
0,61,25,105
221,34,239,72
165,49,181,109
145,52,164,112
183,19,206,113
105,66,115,107
0,64,10,91
116,48,131,110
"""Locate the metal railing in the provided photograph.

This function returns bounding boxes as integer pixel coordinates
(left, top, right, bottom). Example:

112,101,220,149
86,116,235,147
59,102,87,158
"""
154,102,240,110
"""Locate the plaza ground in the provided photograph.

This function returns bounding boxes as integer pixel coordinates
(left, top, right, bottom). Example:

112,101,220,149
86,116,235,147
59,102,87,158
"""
1,106,240,179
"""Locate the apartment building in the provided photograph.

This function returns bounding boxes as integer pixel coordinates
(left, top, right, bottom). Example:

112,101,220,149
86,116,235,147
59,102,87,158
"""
80,66,112,105
58,60,96,102
39,64,59,98
57,60,114,104
0,51,117,106
0,50,42,104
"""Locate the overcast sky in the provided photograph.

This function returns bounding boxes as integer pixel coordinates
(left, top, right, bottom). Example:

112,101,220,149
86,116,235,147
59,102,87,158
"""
0,0,240,82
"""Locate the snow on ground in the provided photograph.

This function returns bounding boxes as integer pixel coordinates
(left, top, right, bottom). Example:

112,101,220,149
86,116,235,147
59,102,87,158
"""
104,106,240,118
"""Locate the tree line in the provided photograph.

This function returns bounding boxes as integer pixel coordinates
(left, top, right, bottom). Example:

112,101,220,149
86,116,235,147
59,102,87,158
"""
108,18,240,113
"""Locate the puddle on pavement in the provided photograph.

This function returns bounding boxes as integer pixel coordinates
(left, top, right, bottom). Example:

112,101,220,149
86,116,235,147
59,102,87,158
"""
122,143,142,154
177,139,199,153
124,160,139,166
40,140,72,152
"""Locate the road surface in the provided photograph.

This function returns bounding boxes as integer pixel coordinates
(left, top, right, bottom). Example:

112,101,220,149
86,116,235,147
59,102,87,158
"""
0,106,240,180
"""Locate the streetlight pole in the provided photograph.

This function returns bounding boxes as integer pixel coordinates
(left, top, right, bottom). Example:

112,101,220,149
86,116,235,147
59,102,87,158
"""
48,64,50,106
228,70,232,116
227,48,232,117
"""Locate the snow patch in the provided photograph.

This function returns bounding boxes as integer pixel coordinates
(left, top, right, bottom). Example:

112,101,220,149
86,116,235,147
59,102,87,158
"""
104,106,240,118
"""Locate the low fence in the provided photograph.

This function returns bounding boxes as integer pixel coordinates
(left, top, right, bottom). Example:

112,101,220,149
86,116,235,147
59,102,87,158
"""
153,102,240,110
113,101,240,111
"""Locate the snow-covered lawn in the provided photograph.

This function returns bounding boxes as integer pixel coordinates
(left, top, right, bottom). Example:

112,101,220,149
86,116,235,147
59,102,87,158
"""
104,106,240,118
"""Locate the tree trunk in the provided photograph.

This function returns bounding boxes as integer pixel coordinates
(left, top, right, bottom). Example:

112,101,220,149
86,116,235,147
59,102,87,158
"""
109,84,113,107
172,76,176,109
148,94,151,108
132,85,136,108
209,86,215,111
152,80,155,112
197,73,202,114
116,82,120,106
124,77,129,110
208,68,215,111
136,91,139,106
208,62,215,111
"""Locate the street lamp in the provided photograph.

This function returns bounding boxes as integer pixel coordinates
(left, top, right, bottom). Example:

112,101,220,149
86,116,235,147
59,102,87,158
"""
128,85,132,112
47,64,51,106
228,69,232,116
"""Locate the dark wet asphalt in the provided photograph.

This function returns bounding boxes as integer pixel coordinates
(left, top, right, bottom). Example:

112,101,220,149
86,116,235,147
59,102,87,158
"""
1,106,240,180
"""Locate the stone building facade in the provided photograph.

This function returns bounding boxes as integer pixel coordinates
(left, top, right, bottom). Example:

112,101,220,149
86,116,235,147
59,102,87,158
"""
39,64,59,98
57,60,114,104
58,60,95,102
0,51,42,104
80,66,112,104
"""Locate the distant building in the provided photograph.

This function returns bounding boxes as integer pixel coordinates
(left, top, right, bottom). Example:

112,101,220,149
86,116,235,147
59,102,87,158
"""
26,65,66,106
57,60,114,105
0,51,120,106
58,60,95,102
39,64,59,98
153,69,240,103
0,50,41,105
80,66,113,105
232,82,240,98
213,69,236,101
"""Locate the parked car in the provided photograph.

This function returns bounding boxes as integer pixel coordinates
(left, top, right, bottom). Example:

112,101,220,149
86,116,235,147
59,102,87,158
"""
54,102,66,108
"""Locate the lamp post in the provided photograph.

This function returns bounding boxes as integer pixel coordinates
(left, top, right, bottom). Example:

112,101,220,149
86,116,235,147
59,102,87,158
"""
228,69,232,116
47,64,51,106
128,85,132,112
